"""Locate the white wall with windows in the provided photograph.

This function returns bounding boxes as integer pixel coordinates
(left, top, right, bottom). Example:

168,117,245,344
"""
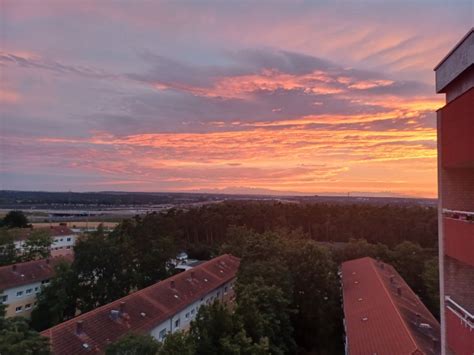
149,280,235,342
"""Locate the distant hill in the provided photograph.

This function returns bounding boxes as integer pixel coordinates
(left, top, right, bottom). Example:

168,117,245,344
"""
0,190,436,210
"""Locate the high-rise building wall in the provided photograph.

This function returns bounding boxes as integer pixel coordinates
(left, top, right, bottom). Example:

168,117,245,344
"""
435,28,474,355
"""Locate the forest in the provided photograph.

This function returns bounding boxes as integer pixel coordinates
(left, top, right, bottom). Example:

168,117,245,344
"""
0,201,439,354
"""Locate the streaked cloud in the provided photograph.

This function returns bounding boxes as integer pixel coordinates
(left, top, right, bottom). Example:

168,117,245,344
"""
1,0,471,196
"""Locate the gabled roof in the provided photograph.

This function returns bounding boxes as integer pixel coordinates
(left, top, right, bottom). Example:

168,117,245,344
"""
341,257,440,355
9,226,76,241
41,254,240,355
0,255,73,291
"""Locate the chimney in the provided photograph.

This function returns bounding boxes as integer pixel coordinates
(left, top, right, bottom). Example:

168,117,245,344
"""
170,280,175,289
397,287,402,296
110,309,120,321
12,265,17,272
76,320,84,335
119,302,126,315
416,313,421,326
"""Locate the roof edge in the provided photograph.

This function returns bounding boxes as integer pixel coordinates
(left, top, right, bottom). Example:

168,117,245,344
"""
434,28,474,71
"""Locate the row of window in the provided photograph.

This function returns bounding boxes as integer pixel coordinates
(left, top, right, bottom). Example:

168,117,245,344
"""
10,280,49,301
52,245,72,250
54,237,73,243
15,301,37,313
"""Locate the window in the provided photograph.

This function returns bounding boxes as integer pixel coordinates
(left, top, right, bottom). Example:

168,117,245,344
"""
16,291,23,297
60,238,63,242
42,279,50,285
0,295,7,303
15,306,22,313
34,287,39,293
217,291,220,297
159,329,167,340
26,288,32,295
185,312,189,319
25,304,31,310
66,246,71,249
67,238,71,242
224,286,228,294
174,319,180,328
191,309,195,315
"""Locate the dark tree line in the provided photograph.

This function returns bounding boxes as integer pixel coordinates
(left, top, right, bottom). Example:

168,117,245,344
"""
0,202,439,354
133,201,438,253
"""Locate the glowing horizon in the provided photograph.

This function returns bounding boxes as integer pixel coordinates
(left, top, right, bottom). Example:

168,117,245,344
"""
1,1,472,197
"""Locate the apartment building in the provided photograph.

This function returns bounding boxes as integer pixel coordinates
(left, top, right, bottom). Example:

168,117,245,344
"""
0,255,73,318
41,254,240,354
435,28,474,355
12,225,78,256
341,257,440,355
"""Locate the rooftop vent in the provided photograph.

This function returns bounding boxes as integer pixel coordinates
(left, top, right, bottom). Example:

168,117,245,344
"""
75,320,84,335
110,310,120,321
419,323,432,329
140,312,146,317
358,298,363,302
204,278,208,282
354,281,359,284
82,343,89,350
119,301,126,315
397,287,402,296
174,294,179,299
362,317,368,322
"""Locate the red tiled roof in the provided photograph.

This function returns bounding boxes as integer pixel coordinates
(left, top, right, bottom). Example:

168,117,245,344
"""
341,257,440,355
0,255,74,291
41,254,240,355
10,226,75,241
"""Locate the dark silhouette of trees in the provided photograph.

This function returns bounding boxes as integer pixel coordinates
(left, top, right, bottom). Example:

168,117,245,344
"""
1,211,29,229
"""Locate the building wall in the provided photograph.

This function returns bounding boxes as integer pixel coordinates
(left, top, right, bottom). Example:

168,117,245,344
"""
149,279,235,342
438,67,474,355
0,280,48,318
14,234,77,255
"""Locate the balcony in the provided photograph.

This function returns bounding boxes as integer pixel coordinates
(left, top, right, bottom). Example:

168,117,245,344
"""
443,212,474,267
445,296,474,355
439,87,474,169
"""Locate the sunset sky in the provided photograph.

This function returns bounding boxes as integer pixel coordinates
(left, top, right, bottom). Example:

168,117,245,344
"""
1,1,473,197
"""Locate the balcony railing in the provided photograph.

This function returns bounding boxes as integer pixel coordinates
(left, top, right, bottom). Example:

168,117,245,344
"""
445,296,474,329
443,209,474,220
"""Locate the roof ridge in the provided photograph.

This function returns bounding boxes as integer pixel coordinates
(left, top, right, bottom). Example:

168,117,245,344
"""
369,259,420,352
41,254,237,335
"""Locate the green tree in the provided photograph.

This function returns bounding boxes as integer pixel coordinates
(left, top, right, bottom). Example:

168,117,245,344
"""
391,241,425,293
0,230,17,266
159,331,194,355
0,304,50,355
1,211,29,229
31,261,77,331
284,239,342,353
105,333,160,355
422,257,440,318
22,230,52,261
189,302,268,355
235,282,295,355
73,230,132,312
